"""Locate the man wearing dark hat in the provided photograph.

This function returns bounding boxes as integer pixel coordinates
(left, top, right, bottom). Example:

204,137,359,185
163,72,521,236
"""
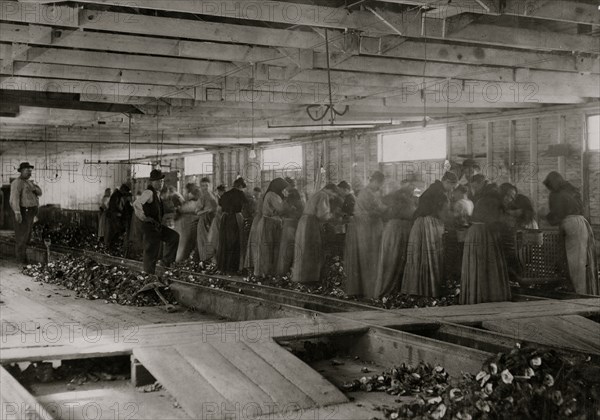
133,169,179,274
10,162,42,263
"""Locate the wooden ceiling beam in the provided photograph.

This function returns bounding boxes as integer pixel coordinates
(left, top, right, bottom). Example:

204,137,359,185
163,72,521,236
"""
0,103,20,117
5,22,593,75
2,72,560,110
446,17,599,54
0,89,143,113
1,2,597,53
1,45,596,101
0,23,307,68
378,0,599,25
358,35,599,74
52,0,392,33
501,0,599,26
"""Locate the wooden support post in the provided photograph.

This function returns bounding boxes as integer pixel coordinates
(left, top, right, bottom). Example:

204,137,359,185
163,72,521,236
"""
508,119,515,183
558,115,566,176
131,355,156,387
323,138,329,183
337,136,343,183
350,134,356,186
446,125,453,161
486,121,493,172
301,143,307,192
313,141,319,192
363,135,369,184
466,123,473,157
228,150,233,185
582,113,590,218
530,118,539,210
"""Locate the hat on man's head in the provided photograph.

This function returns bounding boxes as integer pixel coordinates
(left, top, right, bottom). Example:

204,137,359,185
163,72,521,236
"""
149,169,165,181
17,162,34,172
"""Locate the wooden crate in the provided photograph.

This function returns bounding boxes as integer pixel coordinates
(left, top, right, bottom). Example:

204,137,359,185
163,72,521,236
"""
516,229,568,285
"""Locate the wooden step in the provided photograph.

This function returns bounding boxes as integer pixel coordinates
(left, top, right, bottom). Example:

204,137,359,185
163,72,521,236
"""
133,340,347,419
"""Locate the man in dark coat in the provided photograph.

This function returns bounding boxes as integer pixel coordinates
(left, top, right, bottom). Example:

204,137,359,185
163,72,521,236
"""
10,162,42,264
133,170,179,274
216,177,249,273
105,183,132,251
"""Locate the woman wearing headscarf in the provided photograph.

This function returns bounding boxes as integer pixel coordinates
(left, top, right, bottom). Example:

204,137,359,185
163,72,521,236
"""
400,172,458,298
344,172,387,298
253,178,289,277
373,182,417,298
460,189,511,304
194,178,218,262
292,184,339,284
277,182,305,276
216,178,249,273
544,172,598,295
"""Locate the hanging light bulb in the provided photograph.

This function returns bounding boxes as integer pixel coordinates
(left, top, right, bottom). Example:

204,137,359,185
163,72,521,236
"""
249,147,257,159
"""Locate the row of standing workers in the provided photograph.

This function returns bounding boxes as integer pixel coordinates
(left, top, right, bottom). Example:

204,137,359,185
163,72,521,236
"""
100,165,598,303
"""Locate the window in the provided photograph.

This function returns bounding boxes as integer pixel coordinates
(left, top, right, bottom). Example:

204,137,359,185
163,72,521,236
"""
378,128,447,162
587,114,600,151
185,153,214,175
262,145,303,170
132,164,152,179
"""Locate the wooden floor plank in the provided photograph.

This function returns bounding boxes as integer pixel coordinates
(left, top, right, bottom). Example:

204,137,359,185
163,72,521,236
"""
209,340,315,408
0,366,56,420
176,343,277,415
244,339,348,408
133,347,228,419
482,315,600,355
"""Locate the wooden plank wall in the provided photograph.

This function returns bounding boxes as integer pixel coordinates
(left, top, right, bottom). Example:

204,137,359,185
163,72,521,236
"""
0,153,129,211
207,106,600,226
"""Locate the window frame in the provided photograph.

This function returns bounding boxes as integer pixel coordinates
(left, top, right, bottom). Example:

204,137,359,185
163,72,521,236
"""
261,145,303,170
377,127,448,164
585,113,600,152
184,153,214,176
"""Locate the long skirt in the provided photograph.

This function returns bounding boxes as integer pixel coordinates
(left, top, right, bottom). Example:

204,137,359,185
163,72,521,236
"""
460,223,511,304
207,211,222,262
277,218,299,276
127,213,144,259
344,215,384,298
562,215,599,295
400,216,445,298
104,214,124,249
244,214,262,269
175,214,199,262
373,219,412,298
292,215,322,283
197,212,215,261
216,212,244,273
253,216,282,277
98,211,107,238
